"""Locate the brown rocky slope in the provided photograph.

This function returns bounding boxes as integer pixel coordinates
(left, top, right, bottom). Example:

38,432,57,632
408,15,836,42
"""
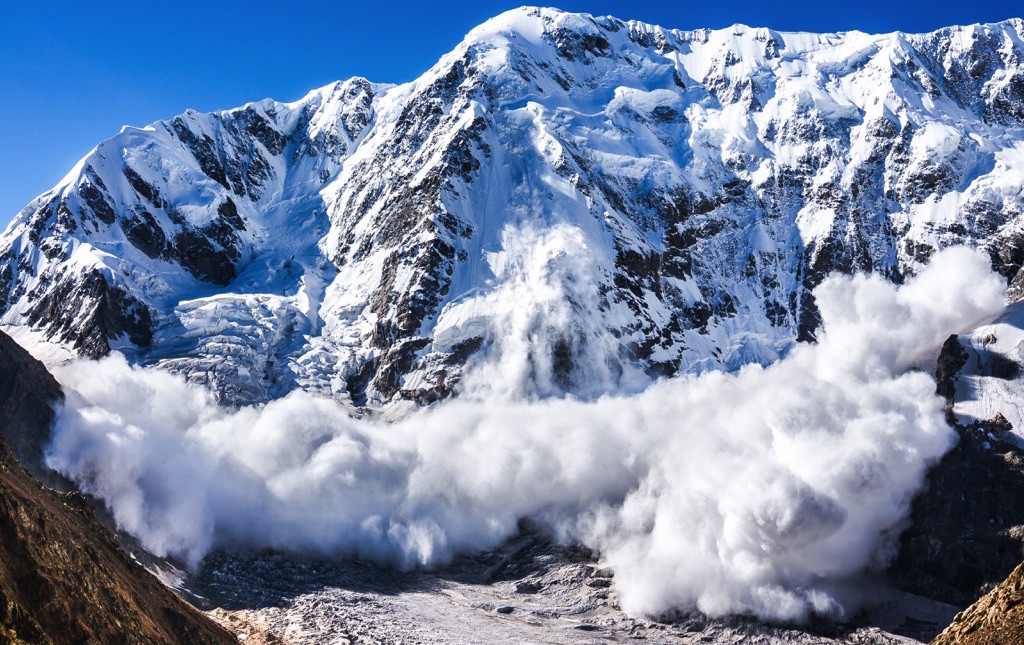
0,329,235,644
932,561,1024,644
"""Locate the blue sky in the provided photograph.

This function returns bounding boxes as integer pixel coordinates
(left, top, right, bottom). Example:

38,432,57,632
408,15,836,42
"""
1,0,1021,227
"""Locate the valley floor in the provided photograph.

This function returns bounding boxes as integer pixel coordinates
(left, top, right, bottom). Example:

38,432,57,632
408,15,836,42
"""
189,525,959,645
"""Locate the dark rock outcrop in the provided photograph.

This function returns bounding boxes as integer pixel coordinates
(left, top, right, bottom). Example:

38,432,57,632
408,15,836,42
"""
893,335,1024,607
0,332,62,482
24,269,153,358
893,414,1024,607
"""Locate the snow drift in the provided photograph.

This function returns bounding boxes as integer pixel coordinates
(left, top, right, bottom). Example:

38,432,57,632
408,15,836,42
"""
47,243,1003,622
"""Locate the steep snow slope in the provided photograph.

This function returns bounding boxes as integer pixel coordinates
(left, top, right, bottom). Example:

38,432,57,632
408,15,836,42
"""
3,8,1024,406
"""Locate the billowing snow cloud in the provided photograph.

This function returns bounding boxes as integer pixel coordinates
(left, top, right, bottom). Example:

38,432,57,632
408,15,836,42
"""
46,241,1004,622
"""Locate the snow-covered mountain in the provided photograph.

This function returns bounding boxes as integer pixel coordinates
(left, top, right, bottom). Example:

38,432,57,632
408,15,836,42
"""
3,7,1024,407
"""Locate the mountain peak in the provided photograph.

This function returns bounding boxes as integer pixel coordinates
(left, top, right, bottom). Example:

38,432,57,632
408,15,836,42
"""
462,6,620,51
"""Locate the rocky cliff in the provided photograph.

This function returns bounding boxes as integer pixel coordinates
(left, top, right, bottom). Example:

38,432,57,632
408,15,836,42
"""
932,560,1024,644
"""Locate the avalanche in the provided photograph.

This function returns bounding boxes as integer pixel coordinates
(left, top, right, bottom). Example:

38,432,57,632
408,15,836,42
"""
47,247,1004,622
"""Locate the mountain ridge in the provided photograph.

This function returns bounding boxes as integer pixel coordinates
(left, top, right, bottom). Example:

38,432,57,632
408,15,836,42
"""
3,7,1024,408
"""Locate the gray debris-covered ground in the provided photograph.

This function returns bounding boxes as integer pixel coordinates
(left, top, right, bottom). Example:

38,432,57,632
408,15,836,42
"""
188,523,957,644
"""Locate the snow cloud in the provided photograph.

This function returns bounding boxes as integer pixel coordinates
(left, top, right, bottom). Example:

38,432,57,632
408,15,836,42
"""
46,242,1004,622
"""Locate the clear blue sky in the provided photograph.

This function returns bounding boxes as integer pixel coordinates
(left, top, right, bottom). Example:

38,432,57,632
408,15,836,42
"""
1,0,1021,227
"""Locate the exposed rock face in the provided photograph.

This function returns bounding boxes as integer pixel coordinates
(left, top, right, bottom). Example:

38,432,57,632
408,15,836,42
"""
0,330,236,644
3,9,1024,407
932,561,1024,644
935,334,968,406
893,413,1024,607
903,297,1024,640
893,330,1024,607
0,331,62,481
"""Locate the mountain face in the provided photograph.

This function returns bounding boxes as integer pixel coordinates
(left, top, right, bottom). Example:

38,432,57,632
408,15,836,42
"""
3,8,1024,407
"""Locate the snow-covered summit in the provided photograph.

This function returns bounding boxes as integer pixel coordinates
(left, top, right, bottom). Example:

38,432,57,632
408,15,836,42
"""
3,8,1024,407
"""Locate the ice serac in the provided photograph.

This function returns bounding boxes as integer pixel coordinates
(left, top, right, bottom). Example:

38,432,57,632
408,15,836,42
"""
3,8,1024,406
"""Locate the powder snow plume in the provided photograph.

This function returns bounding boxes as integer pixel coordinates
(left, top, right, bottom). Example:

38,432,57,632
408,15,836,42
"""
46,239,1003,622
